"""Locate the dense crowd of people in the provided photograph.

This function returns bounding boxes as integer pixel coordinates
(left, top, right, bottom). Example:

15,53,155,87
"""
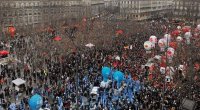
0,18,200,110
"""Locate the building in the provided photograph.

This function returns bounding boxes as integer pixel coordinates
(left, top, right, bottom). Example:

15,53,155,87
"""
119,0,173,21
83,0,105,16
104,0,119,8
104,0,120,14
173,0,200,24
0,0,105,35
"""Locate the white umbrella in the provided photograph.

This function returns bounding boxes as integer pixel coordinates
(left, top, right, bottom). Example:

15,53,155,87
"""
85,43,95,48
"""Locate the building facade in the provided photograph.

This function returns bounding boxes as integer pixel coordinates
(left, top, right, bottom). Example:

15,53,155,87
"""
104,0,119,8
0,0,105,34
173,0,200,24
119,0,173,21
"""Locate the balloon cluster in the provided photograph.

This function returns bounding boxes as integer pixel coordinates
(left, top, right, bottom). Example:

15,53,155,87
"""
101,67,124,88
143,24,196,83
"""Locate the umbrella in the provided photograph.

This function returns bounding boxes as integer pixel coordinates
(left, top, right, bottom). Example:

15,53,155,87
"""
53,36,62,41
0,50,9,55
85,43,95,48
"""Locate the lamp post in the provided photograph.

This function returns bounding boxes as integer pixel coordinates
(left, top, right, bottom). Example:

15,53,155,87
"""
67,26,80,110
162,35,169,110
188,28,195,84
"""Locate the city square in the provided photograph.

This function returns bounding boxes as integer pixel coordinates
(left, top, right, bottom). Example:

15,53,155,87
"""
0,0,200,110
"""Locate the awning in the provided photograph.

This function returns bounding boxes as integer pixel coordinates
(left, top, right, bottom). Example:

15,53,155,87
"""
12,78,26,86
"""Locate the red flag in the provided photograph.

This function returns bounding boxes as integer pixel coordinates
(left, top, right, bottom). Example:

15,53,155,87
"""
8,26,16,37
53,36,62,41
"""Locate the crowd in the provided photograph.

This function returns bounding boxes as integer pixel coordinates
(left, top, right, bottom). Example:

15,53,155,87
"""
0,18,200,110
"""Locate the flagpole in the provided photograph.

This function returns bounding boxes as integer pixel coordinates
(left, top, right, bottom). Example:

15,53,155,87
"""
161,34,169,110
69,27,79,110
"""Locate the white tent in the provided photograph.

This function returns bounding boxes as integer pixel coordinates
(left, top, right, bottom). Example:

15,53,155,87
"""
12,78,26,86
85,43,95,48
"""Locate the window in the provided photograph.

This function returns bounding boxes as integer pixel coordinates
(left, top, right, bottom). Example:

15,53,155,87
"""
10,3,14,7
34,10,37,15
16,3,19,8
33,16,38,22
8,11,12,16
3,11,7,17
29,17,32,23
24,10,28,15
31,3,34,7
26,3,29,7
21,3,24,7
35,2,38,6
18,17,22,24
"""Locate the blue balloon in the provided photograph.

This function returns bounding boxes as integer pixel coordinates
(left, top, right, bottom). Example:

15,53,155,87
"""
102,67,111,81
29,94,43,110
113,71,124,83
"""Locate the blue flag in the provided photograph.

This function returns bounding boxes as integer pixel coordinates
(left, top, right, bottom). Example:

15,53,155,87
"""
58,97,63,110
